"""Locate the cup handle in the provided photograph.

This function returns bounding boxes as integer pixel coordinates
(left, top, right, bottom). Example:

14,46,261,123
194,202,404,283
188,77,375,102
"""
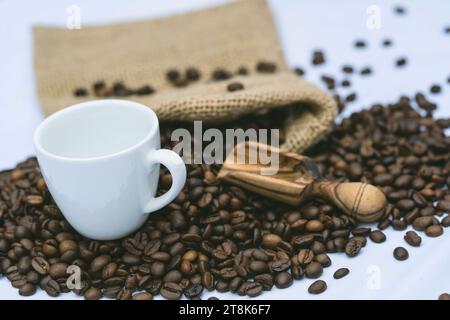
143,149,186,213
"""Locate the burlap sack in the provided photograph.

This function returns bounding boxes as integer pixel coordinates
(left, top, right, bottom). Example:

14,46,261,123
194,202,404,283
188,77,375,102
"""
34,0,337,152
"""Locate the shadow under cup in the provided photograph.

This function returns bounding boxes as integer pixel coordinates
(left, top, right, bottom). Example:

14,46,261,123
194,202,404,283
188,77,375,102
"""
34,100,162,240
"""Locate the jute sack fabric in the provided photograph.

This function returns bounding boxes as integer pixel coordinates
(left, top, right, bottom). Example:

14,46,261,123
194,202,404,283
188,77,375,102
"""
34,0,337,152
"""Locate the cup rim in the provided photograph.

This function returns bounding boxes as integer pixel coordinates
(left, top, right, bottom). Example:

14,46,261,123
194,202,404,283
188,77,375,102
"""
33,99,159,162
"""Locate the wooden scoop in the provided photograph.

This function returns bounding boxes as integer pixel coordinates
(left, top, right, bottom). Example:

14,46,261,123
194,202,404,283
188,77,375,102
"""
218,142,387,223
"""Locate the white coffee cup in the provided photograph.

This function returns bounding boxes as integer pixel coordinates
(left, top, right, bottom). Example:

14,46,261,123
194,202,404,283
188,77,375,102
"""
34,99,186,240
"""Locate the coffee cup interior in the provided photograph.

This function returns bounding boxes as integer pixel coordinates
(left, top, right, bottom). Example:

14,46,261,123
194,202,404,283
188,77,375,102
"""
34,100,157,160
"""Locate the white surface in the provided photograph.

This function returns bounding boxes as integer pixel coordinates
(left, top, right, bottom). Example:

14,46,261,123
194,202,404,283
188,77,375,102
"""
0,0,449,300
34,100,186,240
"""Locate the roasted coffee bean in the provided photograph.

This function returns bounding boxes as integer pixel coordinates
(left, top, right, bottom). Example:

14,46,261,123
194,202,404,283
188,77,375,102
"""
254,273,274,291
59,240,77,255
437,200,450,212
308,280,327,294
393,247,409,261
404,231,422,247
249,260,269,274
184,283,204,299
413,216,434,231
19,283,37,296
354,39,366,48
116,287,132,300
369,230,386,243
202,272,214,291
17,256,32,274
345,238,363,257
256,61,277,73
212,68,232,81
442,216,450,227
305,262,323,279
227,82,244,92
84,287,103,300
166,69,180,82
439,293,450,300
160,282,182,300
90,255,111,273
186,67,201,81
396,57,407,67
49,263,68,279
237,66,249,76
345,93,357,103
306,220,324,233
31,257,50,275
425,225,443,237
297,249,314,265
312,50,325,65
382,39,392,47
274,272,293,289
333,268,349,279
132,292,153,300
135,85,154,96
241,281,261,297
314,254,331,267
41,276,60,297
261,233,282,249
360,67,372,76
74,88,88,97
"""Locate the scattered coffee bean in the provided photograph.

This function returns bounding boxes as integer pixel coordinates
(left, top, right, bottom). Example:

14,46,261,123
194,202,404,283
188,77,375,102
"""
354,40,367,48
166,69,180,82
186,67,201,81
312,50,325,65
227,82,244,92
360,67,372,76
439,293,450,300
308,280,327,294
333,268,350,279
135,85,155,96
369,230,386,243
342,65,354,74
341,79,351,87
393,247,409,261
73,88,88,97
236,66,249,76
429,84,441,94
212,68,232,81
256,61,277,73
382,39,392,47
404,231,422,247
396,57,407,67
345,92,357,102
293,67,305,76
394,6,406,15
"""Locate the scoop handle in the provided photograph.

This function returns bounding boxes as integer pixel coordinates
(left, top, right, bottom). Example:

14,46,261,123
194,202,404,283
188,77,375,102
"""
311,181,387,223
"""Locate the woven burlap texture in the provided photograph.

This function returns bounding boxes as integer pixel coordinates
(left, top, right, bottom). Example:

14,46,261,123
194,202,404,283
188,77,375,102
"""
34,0,337,152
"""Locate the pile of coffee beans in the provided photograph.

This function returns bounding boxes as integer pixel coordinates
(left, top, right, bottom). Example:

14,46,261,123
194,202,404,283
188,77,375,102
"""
1,94,448,299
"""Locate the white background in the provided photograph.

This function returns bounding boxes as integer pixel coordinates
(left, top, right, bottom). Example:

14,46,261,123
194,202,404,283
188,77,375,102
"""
0,0,449,300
